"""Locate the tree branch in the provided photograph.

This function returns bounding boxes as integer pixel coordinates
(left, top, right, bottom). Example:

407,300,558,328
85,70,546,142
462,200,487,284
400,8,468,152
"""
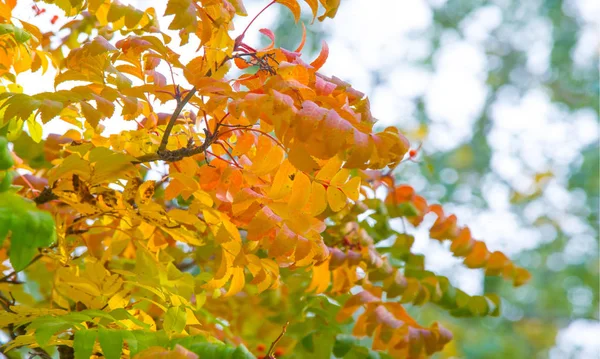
158,86,197,153
133,132,214,164
0,254,43,283
266,321,289,359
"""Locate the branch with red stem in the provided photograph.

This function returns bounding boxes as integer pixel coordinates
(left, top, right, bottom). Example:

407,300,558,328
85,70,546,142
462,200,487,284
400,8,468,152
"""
234,0,276,52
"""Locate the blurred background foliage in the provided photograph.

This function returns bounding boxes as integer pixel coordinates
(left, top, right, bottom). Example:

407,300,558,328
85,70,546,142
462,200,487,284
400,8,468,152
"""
264,0,598,357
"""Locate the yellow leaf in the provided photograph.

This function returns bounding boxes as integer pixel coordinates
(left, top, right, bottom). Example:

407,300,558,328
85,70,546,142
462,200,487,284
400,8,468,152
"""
309,181,327,216
80,101,102,128
168,209,201,225
316,155,342,182
330,168,350,187
288,141,319,173
225,267,245,296
307,257,331,293
27,118,43,143
193,190,214,207
288,171,311,212
221,215,242,242
185,308,201,325
285,212,311,234
341,176,361,201
250,145,285,176
137,180,155,205
204,249,234,290
326,185,347,212
269,160,295,200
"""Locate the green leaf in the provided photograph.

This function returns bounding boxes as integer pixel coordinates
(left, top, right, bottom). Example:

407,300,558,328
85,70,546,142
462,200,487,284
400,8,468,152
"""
185,342,237,358
35,322,73,346
78,309,116,322
333,334,362,357
163,305,187,334
98,328,123,359
232,345,255,359
2,94,41,122
0,192,56,270
300,333,315,352
0,171,12,192
13,26,32,43
74,329,97,359
125,330,169,356
0,136,13,170
12,133,48,169
0,24,31,43
28,316,83,346
311,331,336,358
396,202,419,217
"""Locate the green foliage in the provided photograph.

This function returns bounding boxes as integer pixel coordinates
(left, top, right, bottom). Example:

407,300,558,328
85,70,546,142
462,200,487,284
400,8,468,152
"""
0,191,56,271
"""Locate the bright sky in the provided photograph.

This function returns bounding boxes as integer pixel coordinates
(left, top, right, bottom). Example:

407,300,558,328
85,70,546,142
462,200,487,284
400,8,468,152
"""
10,0,600,357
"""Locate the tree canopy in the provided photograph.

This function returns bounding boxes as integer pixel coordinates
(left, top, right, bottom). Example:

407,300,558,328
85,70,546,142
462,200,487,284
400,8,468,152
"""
0,1,534,358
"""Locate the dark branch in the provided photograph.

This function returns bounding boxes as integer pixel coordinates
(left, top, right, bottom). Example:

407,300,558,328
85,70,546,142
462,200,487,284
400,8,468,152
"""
0,254,43,283
158,86,198,153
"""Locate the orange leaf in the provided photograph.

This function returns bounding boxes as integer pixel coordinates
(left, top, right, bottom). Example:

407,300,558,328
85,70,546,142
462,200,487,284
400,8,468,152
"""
513,267,531,287
463,241,489,269
310,40,329,70
485,251,508,276
317,0,341,21
234,56,251,69
275,0,301,22
294,22,307,52
303,0,318,22
231,132,255,156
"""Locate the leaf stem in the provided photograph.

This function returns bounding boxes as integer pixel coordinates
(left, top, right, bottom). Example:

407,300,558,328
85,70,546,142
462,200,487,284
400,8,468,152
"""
240,0,276,39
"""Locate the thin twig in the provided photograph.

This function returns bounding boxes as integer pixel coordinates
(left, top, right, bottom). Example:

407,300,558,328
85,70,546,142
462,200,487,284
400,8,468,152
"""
0,254,43,283
266,321,289,359
239,0,276,39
